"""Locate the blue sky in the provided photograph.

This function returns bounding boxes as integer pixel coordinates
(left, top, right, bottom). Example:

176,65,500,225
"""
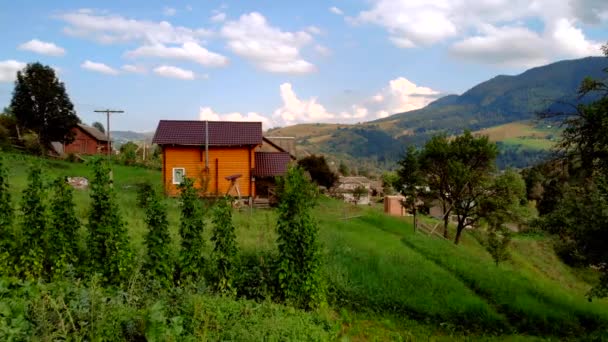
1,0,607,131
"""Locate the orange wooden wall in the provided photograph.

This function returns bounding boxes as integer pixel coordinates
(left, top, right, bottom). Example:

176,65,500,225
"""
162,146,256,197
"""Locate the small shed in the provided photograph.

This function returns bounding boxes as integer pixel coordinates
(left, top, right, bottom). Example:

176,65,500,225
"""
384,195,406,217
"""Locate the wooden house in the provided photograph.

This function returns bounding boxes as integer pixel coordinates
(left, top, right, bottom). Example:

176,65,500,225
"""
62,124,109,155
152,120,294,200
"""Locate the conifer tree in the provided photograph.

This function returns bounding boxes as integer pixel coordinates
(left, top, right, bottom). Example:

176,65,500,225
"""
46,177,80,278
19,165,47,279
211,197,237,295
143,187,173,288
0,157,13,274
87,159,132,285
276,166,324,309
177,177,205,282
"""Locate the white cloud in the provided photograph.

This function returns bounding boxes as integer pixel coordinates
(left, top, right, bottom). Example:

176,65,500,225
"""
329,6,343,15
356,0,604,67
163,7,177,16
18,39,66,56
221,12,316,74
210,12,226,23
81,60,119,75
121,64,147,73
58,9,211,45
126,42,228,67
274,83,335,124
153,65,195,80
199,107,274,128
274,77,440,125
0,60,26,82
450,25,548,67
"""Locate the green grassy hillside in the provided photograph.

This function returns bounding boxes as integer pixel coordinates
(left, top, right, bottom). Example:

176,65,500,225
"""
2,152,607,340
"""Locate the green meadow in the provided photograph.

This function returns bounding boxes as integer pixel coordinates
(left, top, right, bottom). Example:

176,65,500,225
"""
2,151,607,340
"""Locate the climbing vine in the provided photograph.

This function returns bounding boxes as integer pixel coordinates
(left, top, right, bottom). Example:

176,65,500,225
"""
177,177,205,282
87,159,133,285
211,196,238,295
143,187,173,288
275,166,324,309
19,165,47,279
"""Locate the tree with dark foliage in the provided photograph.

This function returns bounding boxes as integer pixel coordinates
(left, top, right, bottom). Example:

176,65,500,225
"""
92,121,105,134
298,154,338,189
396,146,425,230
10,63,80,148
536,43,608,300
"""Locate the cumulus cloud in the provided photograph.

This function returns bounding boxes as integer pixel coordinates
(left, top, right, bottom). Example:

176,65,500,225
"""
272,78,440,125
329,6,343,15
210,12,226,23
199,107,274,128
58,9,211,45
0,60,26,82
356,0,604,67
81,60,119,75
126,42,228,67
121,64,147,73
274,83,335,124
153,65,195,80
221,12,316,74
315,44,332,56
18,39,66,56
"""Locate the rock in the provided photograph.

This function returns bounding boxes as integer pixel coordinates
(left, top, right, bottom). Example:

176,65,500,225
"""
67,177,89,190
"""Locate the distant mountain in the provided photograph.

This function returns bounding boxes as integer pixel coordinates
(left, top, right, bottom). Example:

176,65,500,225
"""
268,56,608,169
110,130,154,148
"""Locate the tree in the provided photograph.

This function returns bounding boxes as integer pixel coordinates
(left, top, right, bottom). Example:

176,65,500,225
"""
211,197,238,295
143,187,173,289
479,170,530,265
177,177,206,282
87,159,132,285
10,63,80,148
396,146,425,230
46,177,80,278
446,131,498,244
338,161,349,176
92,121,105,134
298,155,338,189
275,166,323,309
18,165,47,279
419,135,453,238
536,42,608,299
351,185,368,204
120,141,139,166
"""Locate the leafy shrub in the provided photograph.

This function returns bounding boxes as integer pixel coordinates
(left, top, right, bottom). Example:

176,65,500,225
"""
234,251,278,301
0,158,13,274
0,125,10,149
135,181,154,209
22,132,44,155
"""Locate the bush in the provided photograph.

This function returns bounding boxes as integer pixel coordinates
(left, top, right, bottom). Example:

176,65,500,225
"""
18,165,47,279
142,187,174,289
22,132,43,155
210,197,238,295
177,177,206,282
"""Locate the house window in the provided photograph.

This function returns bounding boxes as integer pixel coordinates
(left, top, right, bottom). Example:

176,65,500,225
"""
172,168,185,184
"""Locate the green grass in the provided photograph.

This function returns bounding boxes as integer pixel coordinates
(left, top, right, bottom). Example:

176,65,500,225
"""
2,150,608,340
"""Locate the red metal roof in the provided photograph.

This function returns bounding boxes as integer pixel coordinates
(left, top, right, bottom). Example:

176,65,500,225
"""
152,120,263,146
253,152,291,177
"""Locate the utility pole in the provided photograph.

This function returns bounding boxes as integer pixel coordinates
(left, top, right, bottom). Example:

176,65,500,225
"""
94,109,124,161
95,109,124,184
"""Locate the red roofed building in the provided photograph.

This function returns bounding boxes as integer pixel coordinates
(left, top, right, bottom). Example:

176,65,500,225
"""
152,120,294,200
63,124,109,155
